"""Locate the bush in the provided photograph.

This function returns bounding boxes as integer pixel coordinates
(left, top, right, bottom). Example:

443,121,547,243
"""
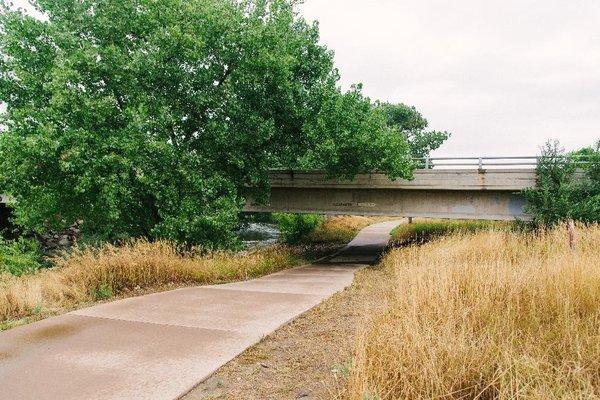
273,213,324,244
524,140,600,226
0,237,44,276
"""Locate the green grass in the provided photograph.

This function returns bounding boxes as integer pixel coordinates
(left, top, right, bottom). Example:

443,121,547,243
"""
391,219,518,245
0,237,44,276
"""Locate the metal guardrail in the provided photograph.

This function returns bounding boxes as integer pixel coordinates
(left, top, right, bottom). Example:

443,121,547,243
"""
416,156,594,170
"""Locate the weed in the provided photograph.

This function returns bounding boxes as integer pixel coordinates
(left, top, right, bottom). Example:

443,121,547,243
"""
94,283,113,300
332,360,353,379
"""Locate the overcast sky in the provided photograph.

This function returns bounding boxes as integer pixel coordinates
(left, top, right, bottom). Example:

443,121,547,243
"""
7,0,600,156
301,0,600,156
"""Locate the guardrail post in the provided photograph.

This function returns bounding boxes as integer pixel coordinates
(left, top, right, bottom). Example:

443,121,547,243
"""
425,156,430,169
478,157,483,171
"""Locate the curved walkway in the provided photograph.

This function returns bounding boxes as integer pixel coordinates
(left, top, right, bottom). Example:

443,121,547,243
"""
0,220,403,400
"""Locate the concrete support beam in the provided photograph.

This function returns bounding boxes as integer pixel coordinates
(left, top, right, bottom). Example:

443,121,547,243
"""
245,169,536,220
246,188,530,220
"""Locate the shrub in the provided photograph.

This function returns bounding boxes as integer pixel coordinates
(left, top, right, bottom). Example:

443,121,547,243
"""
524,140,600,226
273,213,324,244
0,237,44,276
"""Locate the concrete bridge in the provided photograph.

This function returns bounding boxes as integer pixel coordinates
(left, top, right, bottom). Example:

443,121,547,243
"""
1,157,540,221
245,157,540,220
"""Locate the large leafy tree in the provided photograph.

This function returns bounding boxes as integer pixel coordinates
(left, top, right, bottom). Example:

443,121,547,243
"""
0,0,416,247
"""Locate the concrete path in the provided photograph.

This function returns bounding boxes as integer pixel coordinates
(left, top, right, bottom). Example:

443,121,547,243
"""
0,220,402,400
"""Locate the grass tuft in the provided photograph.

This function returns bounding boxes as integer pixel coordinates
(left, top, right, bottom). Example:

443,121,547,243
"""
391,219,515,245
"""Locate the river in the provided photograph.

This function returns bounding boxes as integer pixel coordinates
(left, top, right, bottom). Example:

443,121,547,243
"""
237,222,280,248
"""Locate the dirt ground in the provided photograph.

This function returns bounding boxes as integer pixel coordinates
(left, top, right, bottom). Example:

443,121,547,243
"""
182,266,385,400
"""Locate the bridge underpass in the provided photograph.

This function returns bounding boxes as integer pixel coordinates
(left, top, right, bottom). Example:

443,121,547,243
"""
245,167,537,221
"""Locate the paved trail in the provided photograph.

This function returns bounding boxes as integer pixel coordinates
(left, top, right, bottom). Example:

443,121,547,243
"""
0,220,402,400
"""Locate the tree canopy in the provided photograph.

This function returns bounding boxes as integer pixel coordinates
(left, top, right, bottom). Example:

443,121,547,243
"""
375,102,450,163
0,0,446,247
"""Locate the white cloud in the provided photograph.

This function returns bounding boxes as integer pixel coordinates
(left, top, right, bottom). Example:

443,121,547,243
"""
6,0,600,155
300,0,600,155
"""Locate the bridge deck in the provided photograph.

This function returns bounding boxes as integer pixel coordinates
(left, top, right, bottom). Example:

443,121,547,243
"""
247,169,536,221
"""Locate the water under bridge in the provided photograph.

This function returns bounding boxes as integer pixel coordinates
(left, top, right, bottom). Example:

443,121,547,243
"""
245,157,540,221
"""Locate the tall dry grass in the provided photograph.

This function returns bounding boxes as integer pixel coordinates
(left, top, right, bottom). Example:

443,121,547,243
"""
347,224,600,399
0,241,299,327
391,219,513,245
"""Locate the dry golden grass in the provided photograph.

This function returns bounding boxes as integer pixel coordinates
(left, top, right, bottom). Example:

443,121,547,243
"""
347,224,600,400
391,219,513,245
305,215,394,244
0,241,299,328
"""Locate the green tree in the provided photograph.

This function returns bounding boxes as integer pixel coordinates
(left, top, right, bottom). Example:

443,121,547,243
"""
375,102,450,164
524,140,600,226
0,0,417,247
296,85,414,179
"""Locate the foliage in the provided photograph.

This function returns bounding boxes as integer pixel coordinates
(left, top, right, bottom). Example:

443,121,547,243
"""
375,102,450,165
94,283,114,300
0,0,416,248
273,213,324,244
295,86,415,179
0,237,44,276
524,140,600,226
